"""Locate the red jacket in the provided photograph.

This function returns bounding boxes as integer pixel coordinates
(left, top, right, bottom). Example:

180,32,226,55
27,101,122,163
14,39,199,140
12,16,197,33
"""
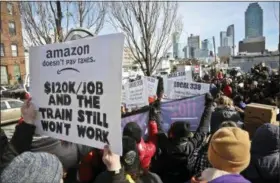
223,85,232,98
137,120,158,170
78,120,158,182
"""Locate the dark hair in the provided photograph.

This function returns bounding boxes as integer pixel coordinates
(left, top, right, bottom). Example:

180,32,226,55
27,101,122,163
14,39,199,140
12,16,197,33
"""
220,121,238,128
123,122,142,143
262,98,276,106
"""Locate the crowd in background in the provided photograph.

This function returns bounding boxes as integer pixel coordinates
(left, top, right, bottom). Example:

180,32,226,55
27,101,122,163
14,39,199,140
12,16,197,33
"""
1,63,279,183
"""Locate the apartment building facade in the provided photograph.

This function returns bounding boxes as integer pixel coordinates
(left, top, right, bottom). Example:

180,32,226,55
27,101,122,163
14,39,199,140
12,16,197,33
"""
1,1,25,85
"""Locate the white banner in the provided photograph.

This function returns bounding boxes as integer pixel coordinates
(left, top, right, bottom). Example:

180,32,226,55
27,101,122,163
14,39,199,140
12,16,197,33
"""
30,34,125,155
126,79,148,109
146,76,158,97
166,80,210,99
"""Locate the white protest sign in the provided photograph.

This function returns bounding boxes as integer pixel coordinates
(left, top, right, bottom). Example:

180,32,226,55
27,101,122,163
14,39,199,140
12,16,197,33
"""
163,71,192,94
146,76,158,97
126,79,149,109
121,83,128,105
166,80,210,99
30,33,125,155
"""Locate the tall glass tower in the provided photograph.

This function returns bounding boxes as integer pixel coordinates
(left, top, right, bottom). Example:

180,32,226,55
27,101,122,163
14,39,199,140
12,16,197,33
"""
245,3,263,38
227,24,235,55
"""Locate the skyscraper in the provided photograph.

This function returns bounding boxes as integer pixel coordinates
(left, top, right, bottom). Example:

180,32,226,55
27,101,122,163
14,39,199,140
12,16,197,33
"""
227,24,235,55
172,32,180,58
220,31,227,47
187,34,200,58
245,2,263,38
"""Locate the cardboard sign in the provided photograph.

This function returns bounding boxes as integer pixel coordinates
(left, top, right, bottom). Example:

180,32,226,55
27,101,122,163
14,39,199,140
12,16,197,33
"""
146,76,159,97
166,80,210,99
30,34,125,155
126,79,149,109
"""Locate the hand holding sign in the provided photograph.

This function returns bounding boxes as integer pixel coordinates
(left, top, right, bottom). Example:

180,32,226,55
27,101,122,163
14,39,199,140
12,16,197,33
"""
21,98,37,124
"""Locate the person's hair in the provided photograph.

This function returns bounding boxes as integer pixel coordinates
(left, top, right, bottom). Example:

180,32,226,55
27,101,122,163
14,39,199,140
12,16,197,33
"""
216,96,233,107
220,121,238,128
262,97,276,106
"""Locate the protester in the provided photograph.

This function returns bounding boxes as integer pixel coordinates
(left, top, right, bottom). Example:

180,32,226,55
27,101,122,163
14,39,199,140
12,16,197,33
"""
1,99,64,183
210,96,241,134
0,98,36,171
222,79,232,98
94,136,163,183
151,93,213,183
1,152,63,183
242,123,279,183
189,121,238,177
123,120,158,170
191,127,251,183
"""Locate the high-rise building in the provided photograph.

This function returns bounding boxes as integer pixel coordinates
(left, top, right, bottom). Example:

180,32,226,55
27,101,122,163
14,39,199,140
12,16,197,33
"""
220,31,227,47
1,2,26,85
187,34,200,58
172,32,180,58
245,2,263,38
227,24,235,55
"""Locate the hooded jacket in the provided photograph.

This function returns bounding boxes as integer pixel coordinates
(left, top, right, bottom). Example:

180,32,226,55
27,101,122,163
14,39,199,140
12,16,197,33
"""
210,106,241,134
152,101,213,183
242,124,279,183
0,123,35,174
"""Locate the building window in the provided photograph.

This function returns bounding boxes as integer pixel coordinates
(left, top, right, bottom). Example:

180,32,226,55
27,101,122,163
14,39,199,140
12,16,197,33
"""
8,21,16,36
11,44,18,57
7,3,13,15
0,43,4,57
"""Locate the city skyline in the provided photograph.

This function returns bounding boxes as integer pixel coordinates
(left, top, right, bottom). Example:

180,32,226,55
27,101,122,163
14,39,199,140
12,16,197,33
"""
99,2,279,52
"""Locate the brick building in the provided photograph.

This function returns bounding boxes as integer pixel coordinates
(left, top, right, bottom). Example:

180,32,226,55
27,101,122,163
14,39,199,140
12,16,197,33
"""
0,2,25,85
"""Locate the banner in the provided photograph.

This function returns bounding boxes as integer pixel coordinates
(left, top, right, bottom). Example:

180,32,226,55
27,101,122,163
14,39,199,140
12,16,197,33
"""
161,95,205,132
126,79,149,109
30,33,125,155
166,80,210,99
146,76,159,97
121,111,150,137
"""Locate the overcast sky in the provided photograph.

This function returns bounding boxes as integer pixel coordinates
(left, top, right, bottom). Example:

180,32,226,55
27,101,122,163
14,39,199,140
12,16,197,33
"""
99,2,279,52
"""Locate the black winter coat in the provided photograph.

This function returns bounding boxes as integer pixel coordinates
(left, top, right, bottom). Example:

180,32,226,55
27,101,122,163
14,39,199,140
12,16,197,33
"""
242,124,279,183
210,106,241,134
150,103,213,183
0,123,35,174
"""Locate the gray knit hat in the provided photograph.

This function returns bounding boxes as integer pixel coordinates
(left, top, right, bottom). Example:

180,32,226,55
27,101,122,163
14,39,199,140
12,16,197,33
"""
1,152,63,183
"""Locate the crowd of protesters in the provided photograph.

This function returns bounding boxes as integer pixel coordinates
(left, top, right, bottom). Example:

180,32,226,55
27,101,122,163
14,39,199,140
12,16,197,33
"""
1,62,279,183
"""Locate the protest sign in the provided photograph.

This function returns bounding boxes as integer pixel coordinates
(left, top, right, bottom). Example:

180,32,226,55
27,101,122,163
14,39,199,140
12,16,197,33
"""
166,80,210,99
163,71,192,94
121,84,128,105
146,76,159,97
30,33,125,155
126,79,149,109
161,95,205,132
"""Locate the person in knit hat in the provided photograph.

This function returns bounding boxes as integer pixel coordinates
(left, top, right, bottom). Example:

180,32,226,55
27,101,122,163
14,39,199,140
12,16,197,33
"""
191,127,251,183
94,136,162,183
1,152,63,183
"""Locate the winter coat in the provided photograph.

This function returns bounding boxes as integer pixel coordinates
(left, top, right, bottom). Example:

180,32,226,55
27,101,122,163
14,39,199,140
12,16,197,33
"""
242,124,279,183
0,123,35,174
151,103,213,183
210,106,241,134
94,168,163,183
78,120,158,183
191,168,251,183
138,120,158,170
222,85,232,98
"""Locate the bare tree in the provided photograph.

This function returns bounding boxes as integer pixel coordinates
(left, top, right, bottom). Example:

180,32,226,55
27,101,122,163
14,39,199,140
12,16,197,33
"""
19,2,55,46
71,2,106,34
109,1,182,76
20,1,107,46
